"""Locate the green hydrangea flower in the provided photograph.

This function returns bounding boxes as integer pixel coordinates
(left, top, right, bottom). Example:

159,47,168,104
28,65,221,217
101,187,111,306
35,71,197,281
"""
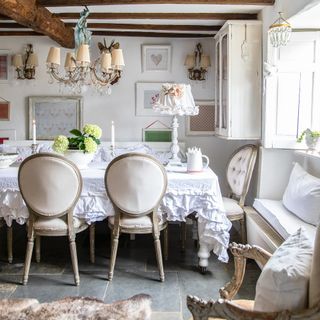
84,137,98,153
83,124,102,139
52,135,69,153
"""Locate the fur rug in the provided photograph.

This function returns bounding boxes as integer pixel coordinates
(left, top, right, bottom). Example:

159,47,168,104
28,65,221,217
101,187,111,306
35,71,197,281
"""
0,294,152,320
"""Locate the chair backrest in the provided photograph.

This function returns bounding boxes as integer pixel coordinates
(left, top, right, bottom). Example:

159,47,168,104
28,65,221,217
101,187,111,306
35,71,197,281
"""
226,144,258,206
105,153,167,216
18,153,82,218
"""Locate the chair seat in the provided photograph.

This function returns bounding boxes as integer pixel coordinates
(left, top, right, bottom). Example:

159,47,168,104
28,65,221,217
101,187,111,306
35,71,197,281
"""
34,217,87,234
108,215,167,231
223,197,244,217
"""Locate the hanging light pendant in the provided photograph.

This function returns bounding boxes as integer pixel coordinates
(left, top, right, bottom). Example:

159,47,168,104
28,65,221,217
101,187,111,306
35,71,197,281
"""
269,12,292,48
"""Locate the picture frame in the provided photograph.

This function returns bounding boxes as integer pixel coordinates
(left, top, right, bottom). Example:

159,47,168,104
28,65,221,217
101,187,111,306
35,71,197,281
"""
141,45,171,72
186,100,215,136
0,101,10,120
0,129,16,144
0,50,10,82
136,82,172,116
28,96,83,140
143,128,172,142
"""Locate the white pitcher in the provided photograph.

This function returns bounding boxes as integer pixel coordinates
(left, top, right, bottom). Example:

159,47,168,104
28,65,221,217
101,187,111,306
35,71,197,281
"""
187,147,209,172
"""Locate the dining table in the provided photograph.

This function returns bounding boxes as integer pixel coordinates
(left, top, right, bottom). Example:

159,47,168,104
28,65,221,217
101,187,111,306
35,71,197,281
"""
0,158,231,270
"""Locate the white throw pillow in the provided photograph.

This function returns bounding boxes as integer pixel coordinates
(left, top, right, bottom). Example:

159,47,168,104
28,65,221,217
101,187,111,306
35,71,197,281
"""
283,163,320,226
254,227,313,312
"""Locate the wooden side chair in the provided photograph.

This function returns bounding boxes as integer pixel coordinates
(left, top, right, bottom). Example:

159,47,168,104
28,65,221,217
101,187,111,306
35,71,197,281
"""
223,144,257,243
105,153,168,282
187,226,320,319
18,153,94,286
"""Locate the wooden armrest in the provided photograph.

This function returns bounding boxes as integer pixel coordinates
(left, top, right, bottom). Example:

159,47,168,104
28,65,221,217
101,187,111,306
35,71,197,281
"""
219,243,272,300
187,295,320,320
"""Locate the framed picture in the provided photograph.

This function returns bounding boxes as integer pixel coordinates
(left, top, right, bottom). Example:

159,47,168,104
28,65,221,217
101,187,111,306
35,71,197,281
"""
28,96,83,140
136,82,172,116
0,101,10,120
0,129,16,144
186,100,215,136
0,50,10,82
143,128,172,142
141,45,171,72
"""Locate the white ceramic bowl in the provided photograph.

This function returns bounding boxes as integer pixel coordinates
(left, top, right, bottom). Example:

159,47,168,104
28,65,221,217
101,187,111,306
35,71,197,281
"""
0,153,19,169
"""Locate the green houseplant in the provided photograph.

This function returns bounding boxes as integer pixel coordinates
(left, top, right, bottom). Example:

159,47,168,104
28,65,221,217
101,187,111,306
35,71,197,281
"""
297,128,320,151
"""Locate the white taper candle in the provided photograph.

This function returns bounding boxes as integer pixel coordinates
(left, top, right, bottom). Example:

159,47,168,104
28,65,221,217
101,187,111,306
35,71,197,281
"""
111,121,115,147
32,119,37,144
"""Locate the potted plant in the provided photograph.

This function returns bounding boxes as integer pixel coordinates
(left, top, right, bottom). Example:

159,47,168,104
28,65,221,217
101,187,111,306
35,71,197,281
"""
297,128,320,151
53,124,102,169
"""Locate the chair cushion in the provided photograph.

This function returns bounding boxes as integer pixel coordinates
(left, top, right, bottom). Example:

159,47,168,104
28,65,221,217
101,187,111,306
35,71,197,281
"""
34,217,86,233
108,215,166,229
222,197,244,216
254,227,313,312
309,224,320,308
283,163,320,226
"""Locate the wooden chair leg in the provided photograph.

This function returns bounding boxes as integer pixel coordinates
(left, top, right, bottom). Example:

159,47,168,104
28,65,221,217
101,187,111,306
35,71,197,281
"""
153,233,165,282
89,224,95,264
108,225,120,281
163,226,168,261
192,219,199,247
23,235,34,285
69,237,80,286
239,217,246,244
181,222,186,252
35,236,41,263
7,226,13,264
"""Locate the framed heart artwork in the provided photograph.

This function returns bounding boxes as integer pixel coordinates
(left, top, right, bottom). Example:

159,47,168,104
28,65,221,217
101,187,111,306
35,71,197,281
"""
141,45,171,72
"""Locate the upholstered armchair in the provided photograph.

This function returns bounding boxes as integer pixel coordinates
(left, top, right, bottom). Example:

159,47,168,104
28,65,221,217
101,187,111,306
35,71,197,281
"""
187,226,320,320
105,153,168,282
223,144,257,243
18,153,94,286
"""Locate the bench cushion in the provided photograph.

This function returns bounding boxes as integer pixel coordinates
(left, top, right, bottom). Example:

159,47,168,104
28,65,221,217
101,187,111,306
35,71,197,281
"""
253,199,316,240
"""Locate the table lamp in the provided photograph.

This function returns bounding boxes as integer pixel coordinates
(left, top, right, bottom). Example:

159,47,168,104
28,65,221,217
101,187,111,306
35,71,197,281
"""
153,83,199,165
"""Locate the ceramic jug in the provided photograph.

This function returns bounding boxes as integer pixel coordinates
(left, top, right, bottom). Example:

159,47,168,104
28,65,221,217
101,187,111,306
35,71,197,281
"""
187,147,209,172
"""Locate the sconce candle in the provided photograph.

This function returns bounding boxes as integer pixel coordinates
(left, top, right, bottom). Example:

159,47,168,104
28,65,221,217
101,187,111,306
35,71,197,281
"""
12,44,38,80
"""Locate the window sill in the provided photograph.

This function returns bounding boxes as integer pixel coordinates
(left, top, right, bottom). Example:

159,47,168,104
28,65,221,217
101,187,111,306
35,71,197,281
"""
295,150,320,160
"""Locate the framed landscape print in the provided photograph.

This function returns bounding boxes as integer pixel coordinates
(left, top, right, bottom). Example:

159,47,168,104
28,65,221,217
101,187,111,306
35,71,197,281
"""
141,45,171,72
136,82,172,116
186,100,215,135
28,96,83,140
0,101,10,120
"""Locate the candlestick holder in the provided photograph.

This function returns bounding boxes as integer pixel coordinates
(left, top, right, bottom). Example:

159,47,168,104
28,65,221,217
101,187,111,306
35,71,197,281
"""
31,143,38,154
110,145,115,157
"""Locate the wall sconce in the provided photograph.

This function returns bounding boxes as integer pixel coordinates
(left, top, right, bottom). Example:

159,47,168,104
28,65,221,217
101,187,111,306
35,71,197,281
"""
12,44,38,80
184,43,211,81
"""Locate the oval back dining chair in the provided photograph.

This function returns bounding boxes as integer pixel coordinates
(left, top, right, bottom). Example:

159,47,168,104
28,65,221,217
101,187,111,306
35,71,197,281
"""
18,153,90,286
105,153,168,282
223,144,258,243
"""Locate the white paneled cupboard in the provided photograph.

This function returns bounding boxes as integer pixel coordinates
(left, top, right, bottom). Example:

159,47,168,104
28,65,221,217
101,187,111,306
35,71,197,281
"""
214,21,262,139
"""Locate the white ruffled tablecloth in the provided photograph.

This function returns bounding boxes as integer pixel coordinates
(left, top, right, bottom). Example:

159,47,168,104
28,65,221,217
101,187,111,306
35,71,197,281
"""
0,161,231,262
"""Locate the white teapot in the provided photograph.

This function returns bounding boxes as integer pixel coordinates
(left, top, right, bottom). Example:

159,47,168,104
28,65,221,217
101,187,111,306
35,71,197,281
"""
186,147,209,172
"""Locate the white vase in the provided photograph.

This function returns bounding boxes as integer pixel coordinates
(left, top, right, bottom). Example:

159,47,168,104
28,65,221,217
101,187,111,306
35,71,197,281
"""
63,150,95,169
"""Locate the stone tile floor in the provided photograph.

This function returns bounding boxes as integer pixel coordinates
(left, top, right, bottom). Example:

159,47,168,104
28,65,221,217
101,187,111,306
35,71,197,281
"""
0,222,260,319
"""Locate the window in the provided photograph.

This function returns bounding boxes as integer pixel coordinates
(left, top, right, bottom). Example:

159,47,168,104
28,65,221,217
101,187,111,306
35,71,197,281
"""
264,31,320,149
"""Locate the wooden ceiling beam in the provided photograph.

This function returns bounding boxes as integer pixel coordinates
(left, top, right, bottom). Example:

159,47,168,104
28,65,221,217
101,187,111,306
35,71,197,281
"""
0,22,222,31
0,0,74,48
55,12,257,20
38,0,275,6
0,30,214,37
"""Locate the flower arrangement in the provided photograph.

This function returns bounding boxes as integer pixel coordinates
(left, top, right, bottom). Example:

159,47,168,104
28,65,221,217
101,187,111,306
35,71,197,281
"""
53,124,102,154
297,128,320,151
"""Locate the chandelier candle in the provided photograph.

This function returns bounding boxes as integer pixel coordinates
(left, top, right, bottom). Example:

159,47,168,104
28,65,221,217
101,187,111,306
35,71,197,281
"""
32,119,37,145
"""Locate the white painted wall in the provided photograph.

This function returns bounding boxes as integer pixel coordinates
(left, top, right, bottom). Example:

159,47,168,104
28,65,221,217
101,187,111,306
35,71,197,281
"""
0,35,252,196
